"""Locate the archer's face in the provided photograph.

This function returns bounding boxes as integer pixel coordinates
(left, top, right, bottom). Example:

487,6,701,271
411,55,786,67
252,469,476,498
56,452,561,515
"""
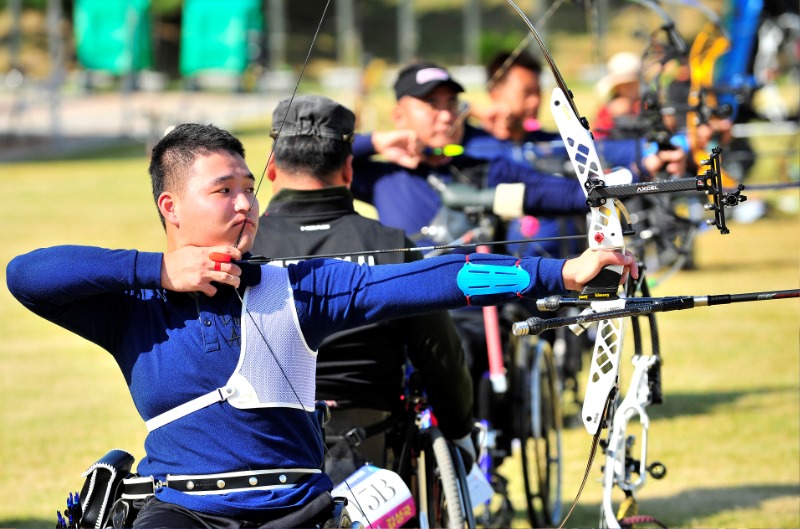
167,150,259,253
393,85,463,148
490,65,542,122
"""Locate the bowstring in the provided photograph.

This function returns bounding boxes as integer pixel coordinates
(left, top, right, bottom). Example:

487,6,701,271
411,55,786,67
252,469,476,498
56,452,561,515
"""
450,0,567,134
234,1,331,250
227,1,375,524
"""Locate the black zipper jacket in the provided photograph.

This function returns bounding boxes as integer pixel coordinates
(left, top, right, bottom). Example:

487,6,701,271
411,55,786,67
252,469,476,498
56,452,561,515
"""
252,186,473,439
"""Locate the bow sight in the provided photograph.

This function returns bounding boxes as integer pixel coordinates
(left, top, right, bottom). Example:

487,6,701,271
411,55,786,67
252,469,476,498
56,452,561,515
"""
583,146,746,235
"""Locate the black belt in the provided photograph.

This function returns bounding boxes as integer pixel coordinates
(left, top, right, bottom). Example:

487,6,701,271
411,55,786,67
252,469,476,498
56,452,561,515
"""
123,470,315,498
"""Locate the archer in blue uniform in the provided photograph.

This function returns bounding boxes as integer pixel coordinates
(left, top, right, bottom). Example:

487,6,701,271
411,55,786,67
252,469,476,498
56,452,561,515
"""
463,57,690,258
6,122,637,528
351,61,685,259
466,51,675,176
351,62,592,253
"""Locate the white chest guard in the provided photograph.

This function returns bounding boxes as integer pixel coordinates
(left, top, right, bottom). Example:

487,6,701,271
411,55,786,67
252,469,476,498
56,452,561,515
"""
145,265,317,432
229,265,317,411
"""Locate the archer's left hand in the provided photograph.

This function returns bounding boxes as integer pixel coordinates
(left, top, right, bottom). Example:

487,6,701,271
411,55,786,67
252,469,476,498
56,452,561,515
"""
562,249,639,292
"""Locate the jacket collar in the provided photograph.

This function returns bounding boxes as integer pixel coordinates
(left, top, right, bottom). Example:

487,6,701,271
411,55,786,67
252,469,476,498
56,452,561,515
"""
265,186,356,216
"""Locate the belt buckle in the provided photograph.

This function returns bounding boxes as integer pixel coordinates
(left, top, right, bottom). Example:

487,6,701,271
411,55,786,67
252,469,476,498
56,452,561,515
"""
344,427,366,447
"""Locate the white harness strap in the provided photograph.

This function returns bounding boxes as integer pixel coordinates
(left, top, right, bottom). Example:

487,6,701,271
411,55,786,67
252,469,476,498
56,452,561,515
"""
145,265,317,432
146,387,236,432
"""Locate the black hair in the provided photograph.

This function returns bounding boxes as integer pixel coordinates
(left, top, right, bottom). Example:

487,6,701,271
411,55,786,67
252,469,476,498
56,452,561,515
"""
148,123,245,228
486,50,543,85
272,135,351,185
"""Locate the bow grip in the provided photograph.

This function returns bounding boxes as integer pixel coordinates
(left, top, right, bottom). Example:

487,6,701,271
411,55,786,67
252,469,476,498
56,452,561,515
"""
581,264,622,298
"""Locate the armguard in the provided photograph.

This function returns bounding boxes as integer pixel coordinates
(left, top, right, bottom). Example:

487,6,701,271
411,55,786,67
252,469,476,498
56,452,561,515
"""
457,260,530,297
78,449,135,529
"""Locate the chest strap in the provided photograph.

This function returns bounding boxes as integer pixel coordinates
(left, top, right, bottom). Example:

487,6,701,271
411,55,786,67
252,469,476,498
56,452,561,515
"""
145,386,235,432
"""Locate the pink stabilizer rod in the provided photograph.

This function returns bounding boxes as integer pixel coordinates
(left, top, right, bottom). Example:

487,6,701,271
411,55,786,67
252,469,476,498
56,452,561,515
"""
478,245,508,394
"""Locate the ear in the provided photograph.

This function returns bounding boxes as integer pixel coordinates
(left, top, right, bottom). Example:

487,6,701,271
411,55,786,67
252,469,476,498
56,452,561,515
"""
267,157,277,182
391,102,407,129
342,154,354,187
158,192,179,228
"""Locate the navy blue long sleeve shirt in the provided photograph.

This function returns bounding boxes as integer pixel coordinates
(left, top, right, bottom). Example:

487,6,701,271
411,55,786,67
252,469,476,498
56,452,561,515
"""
350,132,588,244
460,123,647,175
7,245,566,517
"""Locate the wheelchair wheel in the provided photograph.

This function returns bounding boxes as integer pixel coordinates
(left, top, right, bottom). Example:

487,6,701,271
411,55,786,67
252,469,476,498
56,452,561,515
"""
420,426,467,529
515,336,563,528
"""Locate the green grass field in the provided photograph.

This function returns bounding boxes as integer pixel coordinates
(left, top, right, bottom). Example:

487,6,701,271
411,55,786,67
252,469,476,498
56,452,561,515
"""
504,214,800,527
1,124,798,528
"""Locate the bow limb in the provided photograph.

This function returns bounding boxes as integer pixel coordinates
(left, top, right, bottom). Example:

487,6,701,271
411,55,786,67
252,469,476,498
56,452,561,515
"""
658,0,730,40
450,0,568,134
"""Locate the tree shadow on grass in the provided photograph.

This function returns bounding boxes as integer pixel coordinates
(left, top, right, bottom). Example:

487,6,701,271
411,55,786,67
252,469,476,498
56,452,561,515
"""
651,385,798,421
562,385,797,429
557,483,800,527
0,517,57,528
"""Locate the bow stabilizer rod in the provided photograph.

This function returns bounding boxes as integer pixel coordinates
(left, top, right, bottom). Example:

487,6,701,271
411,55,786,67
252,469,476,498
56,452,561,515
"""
512,289,800,335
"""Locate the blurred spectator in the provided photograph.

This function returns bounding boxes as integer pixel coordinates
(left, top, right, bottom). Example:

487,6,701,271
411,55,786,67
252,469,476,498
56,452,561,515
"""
594,52,643,139
470,50,558,143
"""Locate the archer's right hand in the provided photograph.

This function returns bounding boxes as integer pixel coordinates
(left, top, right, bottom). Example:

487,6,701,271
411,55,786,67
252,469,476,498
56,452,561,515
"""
371,129,422,169
161,245,243,297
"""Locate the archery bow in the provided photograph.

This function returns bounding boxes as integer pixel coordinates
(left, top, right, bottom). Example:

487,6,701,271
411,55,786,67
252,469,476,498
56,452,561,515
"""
506,0,632,439
630,0,737,186
686,21,739,187
504,5,634,524
503,4,750,527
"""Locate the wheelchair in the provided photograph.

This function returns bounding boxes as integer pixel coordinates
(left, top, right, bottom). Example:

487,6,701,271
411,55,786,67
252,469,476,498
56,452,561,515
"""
324,369,475,529
58,402,360,529
417,196,572,528
458,301,563,529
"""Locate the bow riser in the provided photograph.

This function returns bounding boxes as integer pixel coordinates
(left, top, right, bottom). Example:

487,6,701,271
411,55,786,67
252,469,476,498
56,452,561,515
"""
549,86,628,434
583,317,625,434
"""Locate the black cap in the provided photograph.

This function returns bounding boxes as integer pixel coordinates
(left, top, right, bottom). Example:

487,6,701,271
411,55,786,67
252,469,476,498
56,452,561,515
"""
271,95,355,143
393,62,465,100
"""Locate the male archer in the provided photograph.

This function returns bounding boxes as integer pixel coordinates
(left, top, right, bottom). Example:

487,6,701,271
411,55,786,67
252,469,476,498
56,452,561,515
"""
252,95,475,482
7,121,636,528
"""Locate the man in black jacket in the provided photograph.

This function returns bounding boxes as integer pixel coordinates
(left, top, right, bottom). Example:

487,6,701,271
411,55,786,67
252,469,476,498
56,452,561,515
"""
252,95,474,483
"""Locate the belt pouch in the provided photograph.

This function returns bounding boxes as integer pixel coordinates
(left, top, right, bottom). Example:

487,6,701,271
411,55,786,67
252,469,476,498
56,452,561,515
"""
79,449,135,528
